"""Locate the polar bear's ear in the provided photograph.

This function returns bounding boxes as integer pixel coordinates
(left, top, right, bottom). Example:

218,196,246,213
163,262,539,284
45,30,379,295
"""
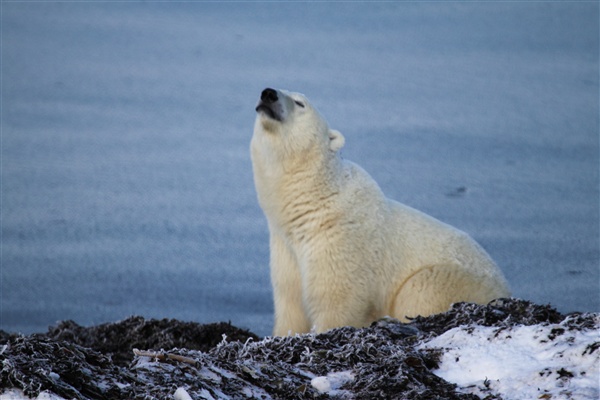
328,129,345,152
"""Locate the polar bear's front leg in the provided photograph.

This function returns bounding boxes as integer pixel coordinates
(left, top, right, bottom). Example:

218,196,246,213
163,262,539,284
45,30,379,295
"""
301,253,375,333
303,286,373,333
270,233,311,336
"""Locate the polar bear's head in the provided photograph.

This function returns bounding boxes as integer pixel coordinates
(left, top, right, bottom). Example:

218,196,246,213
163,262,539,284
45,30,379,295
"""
252,88,345,163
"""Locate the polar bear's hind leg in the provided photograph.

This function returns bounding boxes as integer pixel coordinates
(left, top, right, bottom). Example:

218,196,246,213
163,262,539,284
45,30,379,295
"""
391,264,509,322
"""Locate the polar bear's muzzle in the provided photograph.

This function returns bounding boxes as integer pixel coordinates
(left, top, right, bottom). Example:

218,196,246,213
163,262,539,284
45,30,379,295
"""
256,88,284,122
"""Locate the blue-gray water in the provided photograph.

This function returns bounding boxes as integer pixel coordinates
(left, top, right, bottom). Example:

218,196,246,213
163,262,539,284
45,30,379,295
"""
2,2,598,337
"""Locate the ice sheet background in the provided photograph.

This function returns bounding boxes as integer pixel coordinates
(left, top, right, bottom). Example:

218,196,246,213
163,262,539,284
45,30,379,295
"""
1,2,598,337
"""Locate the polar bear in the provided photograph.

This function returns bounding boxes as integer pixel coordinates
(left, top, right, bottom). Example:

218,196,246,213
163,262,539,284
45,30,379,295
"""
251,88,511,336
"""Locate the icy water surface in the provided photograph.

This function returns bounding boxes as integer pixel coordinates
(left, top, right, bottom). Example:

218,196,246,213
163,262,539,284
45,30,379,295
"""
2,3,598,336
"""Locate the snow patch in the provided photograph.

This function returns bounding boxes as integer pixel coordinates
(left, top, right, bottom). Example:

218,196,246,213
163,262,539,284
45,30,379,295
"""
0,390,65,400
173,387,193,400
419,316,600,399
311,370,355,396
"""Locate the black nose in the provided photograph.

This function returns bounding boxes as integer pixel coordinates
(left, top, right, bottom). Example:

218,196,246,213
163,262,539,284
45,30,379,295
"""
261,88,278,104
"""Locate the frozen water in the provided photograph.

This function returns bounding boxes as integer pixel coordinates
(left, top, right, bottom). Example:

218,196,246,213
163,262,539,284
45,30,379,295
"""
1,3,598,337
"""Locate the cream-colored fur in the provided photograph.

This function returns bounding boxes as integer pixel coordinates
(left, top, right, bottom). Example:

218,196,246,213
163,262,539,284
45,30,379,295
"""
251,88,510,336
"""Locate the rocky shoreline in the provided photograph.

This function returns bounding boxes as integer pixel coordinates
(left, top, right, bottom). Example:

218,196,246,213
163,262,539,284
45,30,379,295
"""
1,299,598,399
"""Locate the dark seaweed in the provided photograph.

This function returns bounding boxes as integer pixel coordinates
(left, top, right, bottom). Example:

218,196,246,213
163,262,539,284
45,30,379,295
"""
1,299,596,400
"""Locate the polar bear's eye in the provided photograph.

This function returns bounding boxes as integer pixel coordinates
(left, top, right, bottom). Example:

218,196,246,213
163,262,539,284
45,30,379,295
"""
294,100,305,108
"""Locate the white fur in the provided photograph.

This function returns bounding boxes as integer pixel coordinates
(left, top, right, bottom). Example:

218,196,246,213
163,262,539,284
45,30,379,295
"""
251,89,511,336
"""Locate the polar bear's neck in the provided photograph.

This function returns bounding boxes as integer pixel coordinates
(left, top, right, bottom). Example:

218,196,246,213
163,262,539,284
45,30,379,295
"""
253,151,345,234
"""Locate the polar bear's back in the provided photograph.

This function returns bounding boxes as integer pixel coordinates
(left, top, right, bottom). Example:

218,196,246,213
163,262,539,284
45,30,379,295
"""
387,200,493,269
385,199,511,302
341,160,500,271
340,159,509,301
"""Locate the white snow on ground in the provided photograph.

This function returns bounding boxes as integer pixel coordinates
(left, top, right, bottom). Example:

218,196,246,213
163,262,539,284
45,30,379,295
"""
311,370,355,396
419,316,600,399
0,390,63,400
173,387,193,400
